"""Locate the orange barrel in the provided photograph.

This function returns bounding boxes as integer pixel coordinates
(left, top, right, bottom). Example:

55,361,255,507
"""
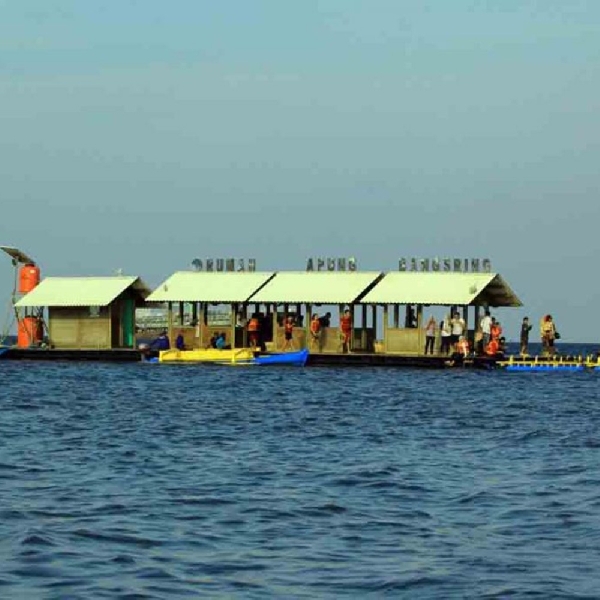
17,316,43,348
19,263,41,294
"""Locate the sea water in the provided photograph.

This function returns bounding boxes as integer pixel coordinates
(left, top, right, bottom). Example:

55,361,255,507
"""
1,347,599,598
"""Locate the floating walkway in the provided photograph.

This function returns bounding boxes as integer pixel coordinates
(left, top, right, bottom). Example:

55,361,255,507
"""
497,355,600,372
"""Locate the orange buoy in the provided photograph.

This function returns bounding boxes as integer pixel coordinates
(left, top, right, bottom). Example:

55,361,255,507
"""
17,316,43,348
19,263,40,294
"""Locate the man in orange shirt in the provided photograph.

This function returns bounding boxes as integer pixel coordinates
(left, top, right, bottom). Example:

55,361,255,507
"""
340,309,353,354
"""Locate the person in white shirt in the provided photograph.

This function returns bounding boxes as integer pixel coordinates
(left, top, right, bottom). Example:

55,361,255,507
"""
450,311,465,347
480,310,492,347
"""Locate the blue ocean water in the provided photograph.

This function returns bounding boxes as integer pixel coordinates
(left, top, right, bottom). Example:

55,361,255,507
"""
1,351,600,598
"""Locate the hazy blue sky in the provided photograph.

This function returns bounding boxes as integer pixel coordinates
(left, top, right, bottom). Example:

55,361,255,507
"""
1,1,598,340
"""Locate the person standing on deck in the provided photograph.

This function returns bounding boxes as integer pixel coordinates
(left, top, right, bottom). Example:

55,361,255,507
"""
540,314,558,355
450,311,465,348
310,313,321,351
340,309,353,354
283,316,295,351
490,318,502,341
319,312,331,328
247,314,260,349
480,310,492,347
520,317,532,356
424,315,436,355
440,314,452,355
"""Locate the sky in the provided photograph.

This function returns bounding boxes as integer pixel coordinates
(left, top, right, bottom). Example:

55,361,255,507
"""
0,0,598,341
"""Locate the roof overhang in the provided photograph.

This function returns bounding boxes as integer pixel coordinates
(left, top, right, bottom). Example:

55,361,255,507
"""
249,271,384,304
15,276,151,307
359,272,522,307
146,271,276,303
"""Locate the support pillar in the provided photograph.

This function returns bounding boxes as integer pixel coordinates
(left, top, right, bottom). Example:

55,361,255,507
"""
199,302,206,347
417,305,423,353
167,302,173,344
361,304,367,350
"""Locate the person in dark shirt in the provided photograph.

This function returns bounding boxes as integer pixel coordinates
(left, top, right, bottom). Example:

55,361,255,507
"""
520,317,532,356
318,312,331,328
208,333,218,349
150,331,170,351
215,332,226,349
175,330,185,350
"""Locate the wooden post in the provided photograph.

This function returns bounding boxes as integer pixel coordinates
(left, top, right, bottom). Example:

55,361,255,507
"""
305,303,311,350
361,304,367,350
230,303,236,350
417,305,423,354
272,304,277,351
372,305,377,353
199,302,205,347
167,302,173,345
383,305,388,353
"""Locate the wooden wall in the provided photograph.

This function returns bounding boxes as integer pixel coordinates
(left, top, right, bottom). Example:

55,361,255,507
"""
384,328,422,354
48,307,111,349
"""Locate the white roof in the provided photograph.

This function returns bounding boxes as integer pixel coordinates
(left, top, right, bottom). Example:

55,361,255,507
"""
360,272,522,307
249,271,383,304
146,271,276,303
15,276,150,307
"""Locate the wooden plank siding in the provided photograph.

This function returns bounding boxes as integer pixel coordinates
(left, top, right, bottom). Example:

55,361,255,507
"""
48,307,111,349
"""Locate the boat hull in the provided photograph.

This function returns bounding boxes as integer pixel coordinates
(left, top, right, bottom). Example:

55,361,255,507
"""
159,348,255,364
157,348,309,366
254,349,309,366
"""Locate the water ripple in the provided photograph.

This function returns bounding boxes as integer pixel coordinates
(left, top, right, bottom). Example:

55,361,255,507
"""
1,360,600,597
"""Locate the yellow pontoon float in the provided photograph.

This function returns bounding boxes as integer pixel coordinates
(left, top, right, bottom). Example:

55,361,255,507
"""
497,355,600,372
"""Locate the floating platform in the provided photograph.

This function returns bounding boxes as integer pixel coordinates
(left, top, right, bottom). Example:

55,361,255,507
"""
3,347,595,371
0,347,143,362
307,352,498,369
0,346,493,368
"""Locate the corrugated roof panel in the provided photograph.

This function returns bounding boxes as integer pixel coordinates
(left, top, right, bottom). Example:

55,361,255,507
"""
146,271,276,303
473,274,522,307
360,272,522,306
249,271,383,304
15,276,150,307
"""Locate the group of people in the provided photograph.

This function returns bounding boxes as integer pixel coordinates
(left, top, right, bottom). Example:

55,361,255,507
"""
422,310,560,358
424,311,468,356
314,309,352,353
478,310,506,357
208,331,230,350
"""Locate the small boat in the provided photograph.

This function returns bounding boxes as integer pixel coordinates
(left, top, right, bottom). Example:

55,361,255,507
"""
156,347,309,366
253,348,309,367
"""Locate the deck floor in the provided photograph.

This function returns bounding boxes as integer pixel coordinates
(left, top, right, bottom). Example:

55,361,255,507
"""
0,347,499,368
